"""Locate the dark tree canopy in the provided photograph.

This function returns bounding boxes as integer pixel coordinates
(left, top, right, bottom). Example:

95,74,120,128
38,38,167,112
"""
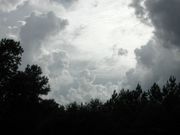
0,39,23,87
0,39,53,135
3,65,50,104
1,38,180,135
149,83,162,103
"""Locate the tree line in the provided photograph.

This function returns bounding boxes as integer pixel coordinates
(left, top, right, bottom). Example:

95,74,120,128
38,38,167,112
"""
0,38,180,135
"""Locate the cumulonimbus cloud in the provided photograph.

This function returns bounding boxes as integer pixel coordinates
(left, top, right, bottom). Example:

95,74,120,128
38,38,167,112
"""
126,0,180,89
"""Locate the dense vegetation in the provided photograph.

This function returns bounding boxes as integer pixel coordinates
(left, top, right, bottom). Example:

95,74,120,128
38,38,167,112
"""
1,38,180,135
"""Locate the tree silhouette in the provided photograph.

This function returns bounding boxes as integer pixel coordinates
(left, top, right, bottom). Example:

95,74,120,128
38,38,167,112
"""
87,99,102,112
0,39,23,105
1,38,180,135
0,39,54,134
148,83,162,103
0,39,23,87
162,76,180,110
4,65,50,104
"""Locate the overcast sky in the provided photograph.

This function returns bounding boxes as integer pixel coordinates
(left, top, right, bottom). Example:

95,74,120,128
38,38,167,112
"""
0,0,180,104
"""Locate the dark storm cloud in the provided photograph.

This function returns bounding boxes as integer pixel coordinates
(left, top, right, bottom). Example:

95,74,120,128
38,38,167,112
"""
130,0,146,19
134,40,156,68
125,40,180,89
126,0,180,89
19,11,68,65
131,0,180,48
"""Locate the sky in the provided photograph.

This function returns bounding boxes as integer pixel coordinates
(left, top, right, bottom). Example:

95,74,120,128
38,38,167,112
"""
0,0,180,104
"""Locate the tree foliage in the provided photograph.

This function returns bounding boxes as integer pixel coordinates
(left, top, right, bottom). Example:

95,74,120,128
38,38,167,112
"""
0,39,23,87
3,65,50,104
1,39,180,135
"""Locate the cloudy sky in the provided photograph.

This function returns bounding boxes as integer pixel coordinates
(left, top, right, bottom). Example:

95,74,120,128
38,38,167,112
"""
1,0,180,104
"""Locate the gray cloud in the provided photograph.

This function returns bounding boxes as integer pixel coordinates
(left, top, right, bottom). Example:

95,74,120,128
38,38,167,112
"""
20,12,68,43
19,11,68,65
50,0,78,8
38,50,74,95
131,0,180,48
38,51,118,104
0,0,27,12
134,40,156,68
112,45,128,57
125,40,180,89
118,48,128,56
0,1,32,39
2,0,172,104
63,69,117,104
130,0,146,19
48,51,70,75
126,0,180,89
